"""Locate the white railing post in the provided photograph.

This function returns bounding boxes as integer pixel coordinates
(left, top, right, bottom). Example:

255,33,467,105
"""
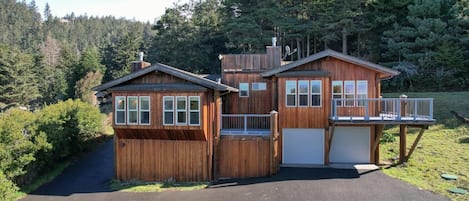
244,115,248,133
429,99,433,119
414,99,418,120
364,99,369,121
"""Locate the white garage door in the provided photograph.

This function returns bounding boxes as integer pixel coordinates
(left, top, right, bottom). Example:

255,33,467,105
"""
330,127,370,163
283,128,324,165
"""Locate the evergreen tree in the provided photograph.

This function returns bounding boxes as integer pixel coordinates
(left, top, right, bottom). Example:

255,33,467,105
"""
102,32,141,82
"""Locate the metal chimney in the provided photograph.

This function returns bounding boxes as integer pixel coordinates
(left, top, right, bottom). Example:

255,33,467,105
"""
138,52,144,61
271,37,277,47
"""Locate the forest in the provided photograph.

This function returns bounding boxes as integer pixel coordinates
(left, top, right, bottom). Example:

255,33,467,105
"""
0,0,467,199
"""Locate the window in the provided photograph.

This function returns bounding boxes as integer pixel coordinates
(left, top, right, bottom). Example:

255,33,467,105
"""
252,82,267,91
189,96,200,125
311,80,322,107
115,96,126,125
332,81,343,106
286,80,297,107
344,81,355,106
357,81,368,106
127,96,138,124
176,96,187,125
163,96,174,125
298,80,309,107
239,83,249,97
139,96,150,125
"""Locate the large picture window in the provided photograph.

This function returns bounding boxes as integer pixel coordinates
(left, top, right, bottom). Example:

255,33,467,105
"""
163,96,174,125
139,96,150,125
357,81,368,106
115,96,126,125
176,96,187,125
311,80,322,107
298,80,309,107
332,81,343,106
344,81,355,106
127,96,138,124
239,83,249,97
286,80,297,107
189,96,200,125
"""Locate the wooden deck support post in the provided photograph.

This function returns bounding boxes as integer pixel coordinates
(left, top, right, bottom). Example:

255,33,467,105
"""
373,125,385,164
406,126,426,162
270,110,278,175
327,124,336,158
399,95,408,164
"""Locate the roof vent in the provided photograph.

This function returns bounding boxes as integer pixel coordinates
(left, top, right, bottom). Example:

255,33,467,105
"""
138,52,144,61
272,37,277,47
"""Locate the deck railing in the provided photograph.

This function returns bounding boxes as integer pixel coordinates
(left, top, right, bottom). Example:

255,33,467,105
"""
331,98,434,121
221,114,271,135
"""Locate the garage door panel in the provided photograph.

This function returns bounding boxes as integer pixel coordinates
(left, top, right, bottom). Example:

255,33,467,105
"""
330,127,370,163
283,129,324,165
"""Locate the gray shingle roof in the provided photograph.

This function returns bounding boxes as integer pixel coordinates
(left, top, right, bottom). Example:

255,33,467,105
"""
261,49,400,78
92,63,238,92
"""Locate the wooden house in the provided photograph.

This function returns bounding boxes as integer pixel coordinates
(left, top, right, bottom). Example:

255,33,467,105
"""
93,45,435,182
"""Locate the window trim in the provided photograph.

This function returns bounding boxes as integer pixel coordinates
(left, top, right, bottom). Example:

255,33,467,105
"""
311,80,322,107
285,80,297,107
115,96,126,125
188,96,200,126
298,80,309,107
139,96,150,125
163,96,174,126
239,83,249,97
332,81,343,107
176,96,187,125
127,96,138,125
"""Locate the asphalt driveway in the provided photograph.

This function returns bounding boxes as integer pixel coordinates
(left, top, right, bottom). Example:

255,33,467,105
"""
22,139,449,201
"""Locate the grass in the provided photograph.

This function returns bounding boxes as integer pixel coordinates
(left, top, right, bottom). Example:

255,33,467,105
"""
109,179,208,192
380,91,469,201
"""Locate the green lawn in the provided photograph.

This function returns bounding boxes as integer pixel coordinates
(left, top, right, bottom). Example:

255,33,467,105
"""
109,180,208,192
380,91,469,201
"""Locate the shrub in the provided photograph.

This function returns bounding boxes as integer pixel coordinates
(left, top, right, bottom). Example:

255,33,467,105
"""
380,131,396,143
0,171,19,201
35,99,103,163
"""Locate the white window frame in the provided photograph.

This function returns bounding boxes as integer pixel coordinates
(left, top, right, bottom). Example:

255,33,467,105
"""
356,80,368,107
286,80,297,107
127,96,138,125
188,96,200,126
252,82,267,91
298,80,309,107
115,96,126,125
163,96,174,125
332,81,343,107
139,96,150,125
311,80,322,107
239,83,249,97
176,96,187,125
344,80,355,107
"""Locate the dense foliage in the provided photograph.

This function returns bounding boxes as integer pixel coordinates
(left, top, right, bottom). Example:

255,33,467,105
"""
0,100,103,200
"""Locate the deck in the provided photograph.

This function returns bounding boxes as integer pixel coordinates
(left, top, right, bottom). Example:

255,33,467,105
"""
220,114,272,135
330,98,435,125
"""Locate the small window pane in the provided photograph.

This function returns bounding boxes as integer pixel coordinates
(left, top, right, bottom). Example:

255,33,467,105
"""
177,111,186,123
287,95,296,106
299,95,308,106
252,82,266,91
177,97,186,110
311,82,321,93
286,81,296,94
298,81,308,93
140,112,150,124
128,111,138,123
164,99,173,110
190,97,199,110
239,83,249,97
117,98,125,110
190,112,199,125
128,97,138,109
116,111,125,124
164,112,174,124
140,97,149,110
312,95,321,106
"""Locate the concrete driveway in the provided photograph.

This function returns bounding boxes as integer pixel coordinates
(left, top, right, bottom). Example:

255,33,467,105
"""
22,139,449,201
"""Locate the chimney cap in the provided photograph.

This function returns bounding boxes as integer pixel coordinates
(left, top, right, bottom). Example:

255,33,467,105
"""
138,52,144,61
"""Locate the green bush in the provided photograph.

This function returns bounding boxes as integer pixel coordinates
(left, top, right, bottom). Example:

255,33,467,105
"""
36,99,103,162
380,131,396,144
0,171,19,201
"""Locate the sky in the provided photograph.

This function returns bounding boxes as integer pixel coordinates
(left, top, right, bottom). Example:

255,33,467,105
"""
34,0,183,23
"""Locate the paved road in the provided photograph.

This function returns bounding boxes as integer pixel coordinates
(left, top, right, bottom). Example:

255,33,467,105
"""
23,139,449,201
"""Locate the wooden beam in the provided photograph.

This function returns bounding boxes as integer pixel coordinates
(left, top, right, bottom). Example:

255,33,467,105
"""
406,127,426,162
328,124,336,154
372,125,385,153
399,125,407,164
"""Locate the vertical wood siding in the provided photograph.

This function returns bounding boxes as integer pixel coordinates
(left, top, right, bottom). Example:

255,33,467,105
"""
217,136,271,178
115,139,210,181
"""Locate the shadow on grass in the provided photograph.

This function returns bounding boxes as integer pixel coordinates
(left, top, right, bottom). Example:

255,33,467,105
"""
459,136,469,144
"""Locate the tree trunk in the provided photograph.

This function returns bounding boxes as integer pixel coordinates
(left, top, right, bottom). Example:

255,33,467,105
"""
296,38,301,60
313,35,317,53
342,28,347,55
307,34,310,56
